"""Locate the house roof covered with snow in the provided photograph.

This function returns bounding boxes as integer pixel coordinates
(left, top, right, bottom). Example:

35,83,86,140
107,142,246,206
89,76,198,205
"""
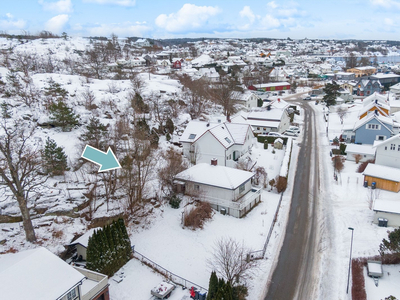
362,92,388,107
373,198,400,214
372,134,400,148
353,113,393,131
175,163,254,190
0,247,85,300
363,163,400,182
345,144,376,155
68,228,98,248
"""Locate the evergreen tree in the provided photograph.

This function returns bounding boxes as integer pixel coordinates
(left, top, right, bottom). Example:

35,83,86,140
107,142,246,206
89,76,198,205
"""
207,271,219,300
42,137,68,176
86,218,131,276
79,116,108,150
323,82,340,107
49,100,79,131
165,117,174,135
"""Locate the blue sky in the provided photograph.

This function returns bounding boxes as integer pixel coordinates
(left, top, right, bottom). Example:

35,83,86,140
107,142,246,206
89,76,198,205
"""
1,0,400,40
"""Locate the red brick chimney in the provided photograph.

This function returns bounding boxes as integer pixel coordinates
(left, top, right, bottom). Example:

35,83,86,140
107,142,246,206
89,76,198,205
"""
211,158,218,166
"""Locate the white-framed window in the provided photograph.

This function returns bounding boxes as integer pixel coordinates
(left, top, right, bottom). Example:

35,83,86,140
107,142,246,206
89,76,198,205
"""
377,136,385,141
391,144,396,150
367,124,381,130
67,289,77,300
398,145,400,151
385,146,387,150
239,184,245,193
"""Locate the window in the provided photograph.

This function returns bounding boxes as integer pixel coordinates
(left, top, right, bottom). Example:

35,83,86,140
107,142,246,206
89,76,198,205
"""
367,124,381,130
194,185,200,191
239,184,245,193
385,146,387,150
391,144,396,150
225,137,232,143
398,145,400,151
67,289,77,300
188,134,196,140
377,136,385,141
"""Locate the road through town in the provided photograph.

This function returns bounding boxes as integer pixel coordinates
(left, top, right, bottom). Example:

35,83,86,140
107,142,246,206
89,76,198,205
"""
264,99,322,300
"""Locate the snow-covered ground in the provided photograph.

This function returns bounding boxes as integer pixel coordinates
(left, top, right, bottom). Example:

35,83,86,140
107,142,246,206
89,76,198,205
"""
364,264,400,299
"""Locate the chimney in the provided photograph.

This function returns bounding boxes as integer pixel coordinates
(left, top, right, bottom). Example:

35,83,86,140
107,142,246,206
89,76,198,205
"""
375,109,378,116
211,158,218,166
278,98,281,102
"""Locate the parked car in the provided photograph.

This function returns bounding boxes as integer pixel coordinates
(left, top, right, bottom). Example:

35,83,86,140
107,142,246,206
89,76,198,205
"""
283,130,298,137
289,126,300,134
303,96,311,100
267,132,282,137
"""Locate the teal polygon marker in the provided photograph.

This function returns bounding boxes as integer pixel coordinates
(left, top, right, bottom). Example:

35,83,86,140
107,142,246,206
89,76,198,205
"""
81,145,121,172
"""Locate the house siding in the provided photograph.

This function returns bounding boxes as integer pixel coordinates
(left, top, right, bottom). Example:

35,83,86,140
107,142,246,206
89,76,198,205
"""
355,119,392,144
375,139,400,168
364,175,400,192
373,211,400,227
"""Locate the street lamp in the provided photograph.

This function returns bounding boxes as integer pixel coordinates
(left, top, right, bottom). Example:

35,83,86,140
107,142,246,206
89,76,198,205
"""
346,227,354,294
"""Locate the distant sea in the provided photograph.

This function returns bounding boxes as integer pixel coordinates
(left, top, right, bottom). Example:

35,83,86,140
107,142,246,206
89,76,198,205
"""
316,55,400,63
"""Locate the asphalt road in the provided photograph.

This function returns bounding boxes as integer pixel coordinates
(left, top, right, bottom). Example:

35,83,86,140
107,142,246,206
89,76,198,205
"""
264,100,321,300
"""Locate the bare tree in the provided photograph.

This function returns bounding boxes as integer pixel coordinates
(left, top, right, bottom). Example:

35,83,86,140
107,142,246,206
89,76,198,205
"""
209,77,241,121
80,87,97,110
208,237,258,285
336,106,348,124
158,147,188,196
353,154,362,164
0,121,46,242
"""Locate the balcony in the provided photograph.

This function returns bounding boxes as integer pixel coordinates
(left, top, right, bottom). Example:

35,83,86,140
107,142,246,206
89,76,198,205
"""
73,266,109,300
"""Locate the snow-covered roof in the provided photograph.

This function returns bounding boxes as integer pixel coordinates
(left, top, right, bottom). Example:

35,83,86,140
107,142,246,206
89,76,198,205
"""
373,198,400,214
363,92,388,107
175,163,254,190
180,120,251,148
372,134,400,148
68,228,98,248
247,109,284,122
257,82,290,88
345,144,376,155
363,163,400,182
0,247,85,300
353,113,393,131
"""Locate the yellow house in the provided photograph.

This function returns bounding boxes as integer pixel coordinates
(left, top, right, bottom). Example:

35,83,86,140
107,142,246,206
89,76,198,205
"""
346,66,376,77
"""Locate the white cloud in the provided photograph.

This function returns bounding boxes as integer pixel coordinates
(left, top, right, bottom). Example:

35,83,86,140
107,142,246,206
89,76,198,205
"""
45,14,69,33
0,13,26,31
38,0,73,13
384,18,395,26
240,6,256,24
82,0,136,6
370,0,400,9
155,4,220,32
86,23,151,36
261,14,280,29
267,1,278,9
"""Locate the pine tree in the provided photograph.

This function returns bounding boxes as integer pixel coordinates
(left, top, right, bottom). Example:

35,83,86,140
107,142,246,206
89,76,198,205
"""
323,82,340,107
49,100,79,131
207,271,219,300
42,137,68,176
165,117,174,135
79,117,108,150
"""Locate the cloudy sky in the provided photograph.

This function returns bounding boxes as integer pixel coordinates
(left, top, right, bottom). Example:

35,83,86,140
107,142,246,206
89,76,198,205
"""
1,0,399,40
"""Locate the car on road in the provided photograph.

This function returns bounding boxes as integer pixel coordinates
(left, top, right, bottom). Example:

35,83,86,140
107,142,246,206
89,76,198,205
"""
303,96,311,100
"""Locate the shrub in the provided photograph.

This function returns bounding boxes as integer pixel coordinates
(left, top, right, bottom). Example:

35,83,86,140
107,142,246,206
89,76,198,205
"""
276,176,287,193
184,201,212,229
169,194,181,209
351,258,367,300
340,143,347,155
357,159,375,173
353,154,363,164
264,141,268,149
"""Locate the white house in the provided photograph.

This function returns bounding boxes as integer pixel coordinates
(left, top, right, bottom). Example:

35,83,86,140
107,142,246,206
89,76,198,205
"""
373,134,400,168
236,100,291,134
373,198,400,227
234,90,259,109
135,38,150,47
345,144,376,162
180,120,254,168
0,247,109,300
67,228,98,261
174,162,261,218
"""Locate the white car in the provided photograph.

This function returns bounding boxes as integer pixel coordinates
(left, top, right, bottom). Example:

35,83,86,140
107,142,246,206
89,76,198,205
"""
267,132,282,137
283,130,298,137
288,126,300,134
